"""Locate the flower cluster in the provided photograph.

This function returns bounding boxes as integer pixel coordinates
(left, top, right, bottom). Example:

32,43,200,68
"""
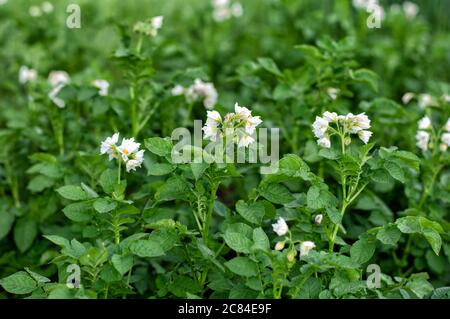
19,66,37,84
202,103,262,148
401,92,444,108
212,0,243,22
100,133,145,172
312,111,372,148
416,116,450,152
272,217,316,258
48,70,70,108
172,79,218,110
29,1,54,17
390,1,419,19
133,16,163,37
92,79,110,96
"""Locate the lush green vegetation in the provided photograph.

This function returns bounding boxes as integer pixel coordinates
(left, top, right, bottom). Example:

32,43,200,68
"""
0,0,449,299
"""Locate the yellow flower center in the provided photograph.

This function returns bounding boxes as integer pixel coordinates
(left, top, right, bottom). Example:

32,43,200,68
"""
122,149,129,155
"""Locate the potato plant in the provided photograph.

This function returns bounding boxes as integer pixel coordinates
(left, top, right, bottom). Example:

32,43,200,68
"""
0,0,449,299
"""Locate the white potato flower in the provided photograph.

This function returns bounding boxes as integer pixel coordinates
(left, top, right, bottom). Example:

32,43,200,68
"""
234,102,252,120
19,66,37,84
402,92,415,104
41,1,54,14
416,130,430,151
317,136,331,148
444,118,450,132
272,217,289,236
48,71,70,87
418,94,433,109
327,87,339,100
171,84,185,96
29,5,42,17
348,112,371,133
100,133,120,160
323,111,338,122
403,1,419,19
358,130,373,144
203,111,222,142
441,133,450,147
92,79,109,96
151,16,163,29
126,149,145,172
178,79,218,109
312,116,329,138
237,134,254,148
231,2,243,17
299,241,316,257
0,0,8,6
212,0,243,22
418,116,432,130
314,214,323,225
117,138,141,161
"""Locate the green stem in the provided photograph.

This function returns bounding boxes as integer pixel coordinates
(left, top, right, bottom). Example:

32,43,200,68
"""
136,34,143,55
117,158,122,185
130,84,138,138
418,165,442,209
203,182,219,244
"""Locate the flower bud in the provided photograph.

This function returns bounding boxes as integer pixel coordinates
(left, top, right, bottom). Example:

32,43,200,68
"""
344,136,352,145
275,241,285,251
287,249,297,262
440,143,448,152
314,214,323,225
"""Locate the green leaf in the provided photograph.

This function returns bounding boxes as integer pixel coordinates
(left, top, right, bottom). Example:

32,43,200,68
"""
168,275,201,298
130,240,165,257
14,218,37,253
145,137,172,157
353,68,379,92
63,202,91,222
0,210,15,240
99,169,118,194
56,185,88,201
225,257,258,277
111,254,134,276
431,287,450,299
259,183,294,204
252,228,270,251
147,163,175,176
405,273,434,298
25,268,50,284
318,148,339,160
93,198,117,213
190,162,209,180
27,175,55,192
395,216,443,254
383,161,405,183
0,271,37,294
324,206,341,225
257,57,283,77
43,235,70,247
155,176,190,202
376,225,401,246
350,237,375,264
148,228,178,252
235,200,265,225
307,185,338,210
224,230,253,254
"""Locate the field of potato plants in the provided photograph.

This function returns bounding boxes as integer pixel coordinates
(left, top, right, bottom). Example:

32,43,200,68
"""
0,0,449,301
